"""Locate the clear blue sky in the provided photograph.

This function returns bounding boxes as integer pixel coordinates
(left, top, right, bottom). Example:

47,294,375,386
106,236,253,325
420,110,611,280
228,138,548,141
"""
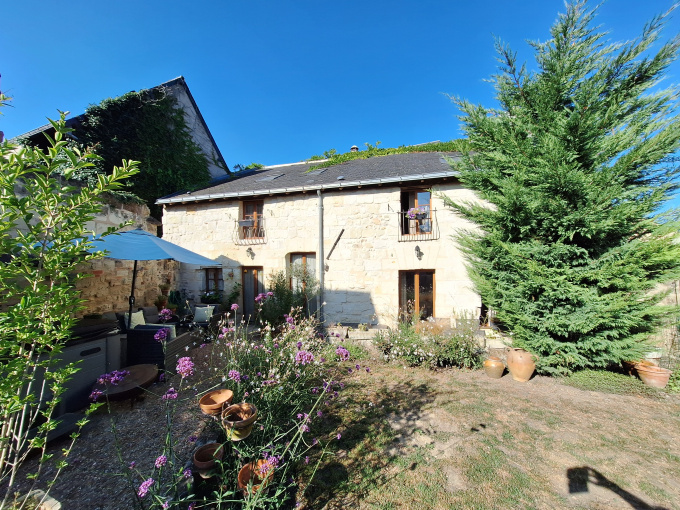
2,1,680,172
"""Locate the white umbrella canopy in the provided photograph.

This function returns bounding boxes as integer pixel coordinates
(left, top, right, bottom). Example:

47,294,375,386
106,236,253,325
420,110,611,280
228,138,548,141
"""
87,229,221,327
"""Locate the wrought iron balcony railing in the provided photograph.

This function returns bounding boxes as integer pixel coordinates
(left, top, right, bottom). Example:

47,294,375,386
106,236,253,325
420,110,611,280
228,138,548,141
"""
233,216,266,245
398,209,440,241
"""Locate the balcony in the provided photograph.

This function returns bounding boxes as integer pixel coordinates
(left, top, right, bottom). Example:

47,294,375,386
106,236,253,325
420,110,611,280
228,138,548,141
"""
398,209,440,242
233,216,266,245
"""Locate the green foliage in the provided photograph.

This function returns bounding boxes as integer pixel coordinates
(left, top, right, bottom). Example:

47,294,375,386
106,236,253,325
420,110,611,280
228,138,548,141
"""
259,268,319,326
232,162,264,172
77,86,211,216
375,313,483,369
562,369,664,397
667,368,680,393
0,112,137,501
307,139,471,171
443,1,680,375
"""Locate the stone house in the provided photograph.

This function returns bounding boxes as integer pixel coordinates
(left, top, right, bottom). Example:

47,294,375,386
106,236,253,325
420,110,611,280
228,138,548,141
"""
158,151,485,327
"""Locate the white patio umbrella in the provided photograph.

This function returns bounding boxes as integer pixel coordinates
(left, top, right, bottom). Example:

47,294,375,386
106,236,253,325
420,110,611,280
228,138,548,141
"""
87,229,221,328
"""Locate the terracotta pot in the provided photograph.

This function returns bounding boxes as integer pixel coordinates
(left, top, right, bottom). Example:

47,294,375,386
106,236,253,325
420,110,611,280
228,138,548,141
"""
635,364,671,389
622,359,654,376
199,389,234,415
237,459,273,496
506,348,536,382
483,356,505,379
221,402,258,441
193,443,224,478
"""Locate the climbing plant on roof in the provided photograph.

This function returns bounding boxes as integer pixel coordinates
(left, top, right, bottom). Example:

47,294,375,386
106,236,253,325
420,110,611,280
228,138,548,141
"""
76,86,211,217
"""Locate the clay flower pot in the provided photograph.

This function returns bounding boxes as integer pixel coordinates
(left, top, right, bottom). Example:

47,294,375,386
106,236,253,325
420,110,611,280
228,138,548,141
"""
199,389,234,416
506,348,536,382
193,443,224,478
237,459,273,496
483,356,505,379
221,402,258,441
635,363,672,389
622,359,654,376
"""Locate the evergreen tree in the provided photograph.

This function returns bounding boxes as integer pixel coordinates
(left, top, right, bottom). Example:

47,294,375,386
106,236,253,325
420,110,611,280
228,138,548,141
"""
444,1,680,374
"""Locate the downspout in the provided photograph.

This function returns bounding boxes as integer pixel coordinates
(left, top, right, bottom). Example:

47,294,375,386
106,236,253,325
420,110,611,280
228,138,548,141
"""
317,189,324,324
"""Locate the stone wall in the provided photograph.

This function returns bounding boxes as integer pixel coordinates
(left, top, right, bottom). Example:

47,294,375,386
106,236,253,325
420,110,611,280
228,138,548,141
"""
161,181,484,327
77,201,179,316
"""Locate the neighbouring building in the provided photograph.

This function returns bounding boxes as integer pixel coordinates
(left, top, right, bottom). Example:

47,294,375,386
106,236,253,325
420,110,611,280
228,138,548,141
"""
158,151,485,327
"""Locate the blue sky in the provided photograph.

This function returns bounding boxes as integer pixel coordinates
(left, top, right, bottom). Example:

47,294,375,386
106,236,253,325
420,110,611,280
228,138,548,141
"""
2,0,680,174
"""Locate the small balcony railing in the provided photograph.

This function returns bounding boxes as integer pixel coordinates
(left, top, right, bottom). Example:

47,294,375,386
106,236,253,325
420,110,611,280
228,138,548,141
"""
398,209,440,241
233,216,266,245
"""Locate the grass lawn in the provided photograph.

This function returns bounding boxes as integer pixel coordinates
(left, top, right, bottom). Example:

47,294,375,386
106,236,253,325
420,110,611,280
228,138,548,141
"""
302,356,680,510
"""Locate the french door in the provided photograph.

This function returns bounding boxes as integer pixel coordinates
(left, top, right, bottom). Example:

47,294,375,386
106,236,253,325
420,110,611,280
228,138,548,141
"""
399,270,435,321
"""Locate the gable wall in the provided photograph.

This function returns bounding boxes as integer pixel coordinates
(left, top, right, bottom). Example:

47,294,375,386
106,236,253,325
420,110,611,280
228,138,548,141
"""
162,182,483,326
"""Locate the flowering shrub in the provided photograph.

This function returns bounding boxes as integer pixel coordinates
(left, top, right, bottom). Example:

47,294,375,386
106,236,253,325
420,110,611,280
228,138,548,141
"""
375,313,483,369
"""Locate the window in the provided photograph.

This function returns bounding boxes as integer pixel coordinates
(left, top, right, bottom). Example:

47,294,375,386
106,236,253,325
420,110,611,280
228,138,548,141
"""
240,200,265,239
290,253,316,290
401,189,432,235
290,253,317,315
205,268,223,293
399,270,435,321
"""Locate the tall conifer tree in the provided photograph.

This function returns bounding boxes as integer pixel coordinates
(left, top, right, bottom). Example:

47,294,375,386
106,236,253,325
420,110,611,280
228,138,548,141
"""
445,1,680,374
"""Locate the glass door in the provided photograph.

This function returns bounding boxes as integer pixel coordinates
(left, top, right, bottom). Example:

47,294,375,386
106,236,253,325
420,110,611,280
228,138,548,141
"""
242,266,264,319
399,270,435,321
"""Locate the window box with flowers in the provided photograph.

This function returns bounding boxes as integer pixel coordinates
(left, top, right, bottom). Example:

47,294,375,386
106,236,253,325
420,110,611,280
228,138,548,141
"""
200,291,223,304
407,206,429,220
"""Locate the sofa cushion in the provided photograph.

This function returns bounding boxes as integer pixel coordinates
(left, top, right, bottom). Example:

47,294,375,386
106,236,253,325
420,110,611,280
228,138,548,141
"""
139,306,160,324
123,310,146,331
194,305,214,323
141,323,177,340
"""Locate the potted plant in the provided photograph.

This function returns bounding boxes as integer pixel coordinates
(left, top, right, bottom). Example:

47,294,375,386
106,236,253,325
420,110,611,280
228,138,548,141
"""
406,206,428,220
154,294,168,310
159,282,171,296
201,291,223,304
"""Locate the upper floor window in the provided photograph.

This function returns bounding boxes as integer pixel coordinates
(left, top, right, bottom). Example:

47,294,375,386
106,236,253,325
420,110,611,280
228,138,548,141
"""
240,200,265,239
401,189,432,235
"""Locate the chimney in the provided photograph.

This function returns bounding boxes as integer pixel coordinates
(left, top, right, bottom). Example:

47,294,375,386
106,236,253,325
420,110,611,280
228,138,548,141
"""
350,145,358,153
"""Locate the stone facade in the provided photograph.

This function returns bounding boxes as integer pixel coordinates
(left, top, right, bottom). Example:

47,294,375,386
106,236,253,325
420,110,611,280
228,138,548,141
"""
161,181,484,327
78,201,179,316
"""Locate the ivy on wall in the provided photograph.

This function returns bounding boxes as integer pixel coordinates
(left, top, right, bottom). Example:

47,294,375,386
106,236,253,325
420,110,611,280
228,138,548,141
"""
76,86,211,217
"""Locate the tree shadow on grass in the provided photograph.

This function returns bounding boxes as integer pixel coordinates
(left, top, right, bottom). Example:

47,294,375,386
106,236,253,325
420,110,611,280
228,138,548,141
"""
303,379,436,508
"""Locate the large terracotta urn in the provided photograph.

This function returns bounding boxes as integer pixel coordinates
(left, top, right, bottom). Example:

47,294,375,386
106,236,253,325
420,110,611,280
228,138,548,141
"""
635,363,671,389
506,348,536,382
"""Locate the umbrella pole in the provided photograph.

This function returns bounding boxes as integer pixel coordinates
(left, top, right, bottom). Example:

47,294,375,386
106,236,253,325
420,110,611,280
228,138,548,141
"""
128,260,138,330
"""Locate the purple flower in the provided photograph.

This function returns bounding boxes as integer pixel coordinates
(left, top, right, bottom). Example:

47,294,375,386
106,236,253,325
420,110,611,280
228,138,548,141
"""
129,461,136,469
337,433,342,440
336,346,350,361
183,469,192,479
305,456,310,464
295,350,315,366
355,364,360,370
260,454,280,475
300,424,310,433
320,357,326,363
312,438,318,446
162,502,169,509
188,435,198,443
366,367,370,373
231,303,239,311
159,373,165,382
255,293,265,303
89,389,104,401
266,291,274,297
317,411,323,417
154,328,168,342
228,370,242,383
296,341,302,349
159,308,173,322
311,387,318,394
176,357,194,378
97,369,130,386
154,455,167,468
162,388,178,400
138,478,154,498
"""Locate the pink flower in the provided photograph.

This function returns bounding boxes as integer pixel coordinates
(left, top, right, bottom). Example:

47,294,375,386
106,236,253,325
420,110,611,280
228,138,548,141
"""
138,478,154,498
176,357,194,378
295,350,314,366
154,455,167,468
89,389,104,401
335,346,350,361
231,303,239,311
154,328,168,342
162,388,178,400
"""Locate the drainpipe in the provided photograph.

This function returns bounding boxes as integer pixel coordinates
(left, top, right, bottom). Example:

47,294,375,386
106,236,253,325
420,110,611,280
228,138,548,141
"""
317,189,324,324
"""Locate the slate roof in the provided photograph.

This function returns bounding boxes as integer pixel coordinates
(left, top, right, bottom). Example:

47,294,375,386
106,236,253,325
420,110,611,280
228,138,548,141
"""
158,151,462,205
